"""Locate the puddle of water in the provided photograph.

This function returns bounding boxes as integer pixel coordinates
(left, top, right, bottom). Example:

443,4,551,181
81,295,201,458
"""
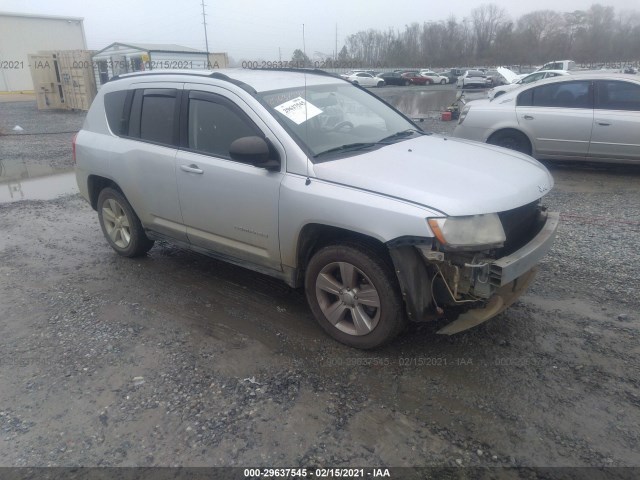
0,170,78,203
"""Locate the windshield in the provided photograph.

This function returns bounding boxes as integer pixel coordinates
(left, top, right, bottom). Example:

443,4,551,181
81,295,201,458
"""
258,83,420,162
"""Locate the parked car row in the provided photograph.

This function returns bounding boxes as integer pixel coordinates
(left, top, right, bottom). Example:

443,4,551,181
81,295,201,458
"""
453,73,640,165
340,69,456,87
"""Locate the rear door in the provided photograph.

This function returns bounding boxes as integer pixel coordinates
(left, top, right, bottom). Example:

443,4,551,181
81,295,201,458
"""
589,79,640,161
114,82,187,242
515,80,594,158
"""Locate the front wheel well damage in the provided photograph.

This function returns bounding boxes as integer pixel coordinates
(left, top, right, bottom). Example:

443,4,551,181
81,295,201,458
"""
294,224,392,288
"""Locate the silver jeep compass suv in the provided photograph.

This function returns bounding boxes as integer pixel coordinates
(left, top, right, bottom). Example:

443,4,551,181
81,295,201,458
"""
75,69,559,348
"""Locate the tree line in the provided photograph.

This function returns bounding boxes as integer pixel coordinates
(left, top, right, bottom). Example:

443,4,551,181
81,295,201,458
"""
307,3,640,68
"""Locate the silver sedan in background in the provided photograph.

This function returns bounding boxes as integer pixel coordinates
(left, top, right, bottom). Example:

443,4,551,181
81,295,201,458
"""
453,73,640,164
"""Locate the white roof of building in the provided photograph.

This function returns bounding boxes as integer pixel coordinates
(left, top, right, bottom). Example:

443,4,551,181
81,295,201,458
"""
0,11,84,21
95,42,205,55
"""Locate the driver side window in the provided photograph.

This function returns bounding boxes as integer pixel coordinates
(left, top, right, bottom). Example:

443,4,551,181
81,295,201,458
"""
187,92,259,159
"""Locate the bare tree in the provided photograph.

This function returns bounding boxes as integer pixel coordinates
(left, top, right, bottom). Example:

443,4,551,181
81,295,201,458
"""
471,4,508,61
341,3,640,68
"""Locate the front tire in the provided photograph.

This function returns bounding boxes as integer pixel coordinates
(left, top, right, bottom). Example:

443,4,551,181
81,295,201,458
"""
304,243,406,349
440,79,447,84
97,187,154,257
377,81,384,87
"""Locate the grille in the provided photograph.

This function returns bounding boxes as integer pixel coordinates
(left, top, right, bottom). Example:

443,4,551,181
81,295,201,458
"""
497,201,543,256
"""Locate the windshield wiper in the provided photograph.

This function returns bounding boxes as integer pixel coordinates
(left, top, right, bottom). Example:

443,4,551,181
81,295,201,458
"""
314,142,380,158
377,128,427,144
315,129,428,158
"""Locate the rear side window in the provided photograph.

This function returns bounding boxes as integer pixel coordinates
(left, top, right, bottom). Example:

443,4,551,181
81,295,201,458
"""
140,91,178,144
104,90,128,135
128,88,179,146
596,81,640,111
517,81,592,109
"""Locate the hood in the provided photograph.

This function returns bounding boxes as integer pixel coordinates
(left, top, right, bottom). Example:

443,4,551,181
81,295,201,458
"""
497,66,519,84
312,135,553,217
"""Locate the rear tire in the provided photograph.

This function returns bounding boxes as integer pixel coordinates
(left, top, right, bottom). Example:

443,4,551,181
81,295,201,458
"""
377,81,384,87
97,187,154,257
304,243,406,349
404,80,411,86
487,130,532,156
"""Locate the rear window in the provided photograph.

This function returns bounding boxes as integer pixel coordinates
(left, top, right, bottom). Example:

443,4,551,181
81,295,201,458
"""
467,70,485,77
140,94,176,143
103,90,128,135
126,88,179,146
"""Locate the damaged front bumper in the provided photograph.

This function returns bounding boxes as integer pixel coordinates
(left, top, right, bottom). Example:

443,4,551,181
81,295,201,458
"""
389,211,559,334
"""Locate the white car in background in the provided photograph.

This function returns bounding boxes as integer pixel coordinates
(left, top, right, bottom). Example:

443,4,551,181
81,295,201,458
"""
488,70,570,99
456,70,490,88
343,71,385,87
453,73,640,164
419,70,448,84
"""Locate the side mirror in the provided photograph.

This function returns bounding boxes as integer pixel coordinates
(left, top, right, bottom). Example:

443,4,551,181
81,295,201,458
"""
229,136,280,171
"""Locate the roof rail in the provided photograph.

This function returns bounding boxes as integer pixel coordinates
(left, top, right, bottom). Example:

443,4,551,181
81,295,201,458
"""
106,70,258,94
208,72,256,94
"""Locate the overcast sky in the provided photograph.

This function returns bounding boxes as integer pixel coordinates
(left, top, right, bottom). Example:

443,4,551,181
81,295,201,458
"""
3,0,638,60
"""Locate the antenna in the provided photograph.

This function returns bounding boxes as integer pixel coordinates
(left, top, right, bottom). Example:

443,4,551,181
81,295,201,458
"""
303,24,311,186
201,0,210,61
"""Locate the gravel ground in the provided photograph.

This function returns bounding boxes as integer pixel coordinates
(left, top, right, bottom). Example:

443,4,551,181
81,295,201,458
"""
0,98,639,474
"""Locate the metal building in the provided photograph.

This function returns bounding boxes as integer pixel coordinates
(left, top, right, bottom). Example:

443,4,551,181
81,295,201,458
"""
0,11,87,92
91,43,228,87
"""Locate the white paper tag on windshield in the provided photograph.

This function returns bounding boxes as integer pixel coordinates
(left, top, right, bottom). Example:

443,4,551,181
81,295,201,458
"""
274,97,322,125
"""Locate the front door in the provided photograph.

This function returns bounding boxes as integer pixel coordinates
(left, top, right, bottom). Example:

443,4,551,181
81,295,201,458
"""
174,85,284,271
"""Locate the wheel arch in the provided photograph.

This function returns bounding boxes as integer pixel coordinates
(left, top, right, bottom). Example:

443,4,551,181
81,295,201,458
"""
294,223,392,287
486,127,534,156
87,175,123,210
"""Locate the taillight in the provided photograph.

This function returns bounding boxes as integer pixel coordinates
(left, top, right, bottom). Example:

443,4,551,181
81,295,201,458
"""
72,132,78,164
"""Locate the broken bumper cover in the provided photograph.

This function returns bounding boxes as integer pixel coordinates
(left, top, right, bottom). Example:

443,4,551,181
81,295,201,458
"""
437,211,559,334
491,211,560,287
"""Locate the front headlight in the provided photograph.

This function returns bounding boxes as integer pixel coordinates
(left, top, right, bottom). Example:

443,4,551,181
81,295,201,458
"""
427,214,506,248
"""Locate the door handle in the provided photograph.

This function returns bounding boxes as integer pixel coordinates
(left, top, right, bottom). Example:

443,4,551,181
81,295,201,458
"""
523,115,534,120
596,121,610,126
180,164,204,174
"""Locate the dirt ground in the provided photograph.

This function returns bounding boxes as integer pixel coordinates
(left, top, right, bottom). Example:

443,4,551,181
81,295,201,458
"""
0,97,639,475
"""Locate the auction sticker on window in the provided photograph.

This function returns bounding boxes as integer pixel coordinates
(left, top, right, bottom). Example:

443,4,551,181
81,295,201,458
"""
274,97,322,124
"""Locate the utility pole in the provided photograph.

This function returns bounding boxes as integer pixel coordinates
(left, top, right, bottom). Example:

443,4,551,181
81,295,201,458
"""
201,0,210,60
335,23,338,62
302,24,306,62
